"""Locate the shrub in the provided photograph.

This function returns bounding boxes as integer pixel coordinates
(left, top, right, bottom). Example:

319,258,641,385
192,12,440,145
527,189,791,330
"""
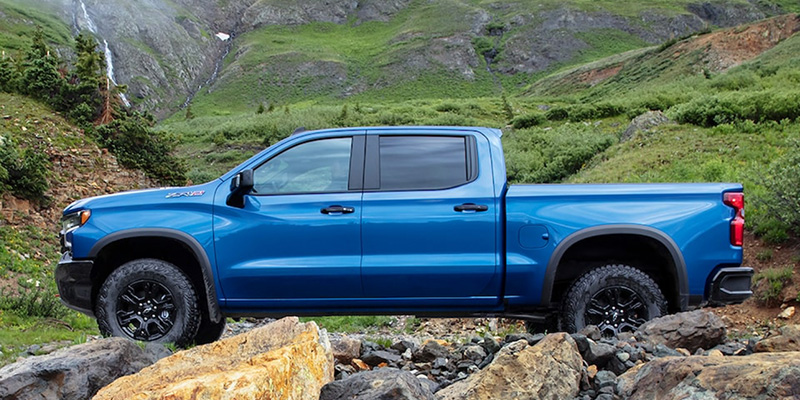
0,139,50,201
756,249,773,262
669,90,800,127
511,113,546,129
94,114,187,186
753,266,793,306
0,280,66,319
545,107,569,121
505,124,616,183
434,102,462,113
751,140,800,238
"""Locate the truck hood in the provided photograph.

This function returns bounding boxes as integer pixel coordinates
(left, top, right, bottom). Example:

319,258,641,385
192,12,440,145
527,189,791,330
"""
62,181,220,216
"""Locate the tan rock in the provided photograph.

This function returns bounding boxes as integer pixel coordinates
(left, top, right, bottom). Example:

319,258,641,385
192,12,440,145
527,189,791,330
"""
587,364,598,380
778,306,796,319
436,333,583,400
675,348,691,356
707,349,724,358
94,317,333,400
617,352,800,399
352,359,370,371
755,324,800,353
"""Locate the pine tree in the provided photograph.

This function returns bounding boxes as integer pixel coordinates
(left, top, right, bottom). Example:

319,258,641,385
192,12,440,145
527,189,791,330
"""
0,52,21,93
20,26,64,105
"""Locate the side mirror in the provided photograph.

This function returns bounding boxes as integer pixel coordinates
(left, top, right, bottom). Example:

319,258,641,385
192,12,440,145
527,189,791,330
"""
227,169,254,208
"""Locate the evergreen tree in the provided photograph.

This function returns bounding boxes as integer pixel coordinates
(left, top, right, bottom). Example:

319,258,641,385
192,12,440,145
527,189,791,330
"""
0,53,21,93
20,26,64,105
63,32,105,124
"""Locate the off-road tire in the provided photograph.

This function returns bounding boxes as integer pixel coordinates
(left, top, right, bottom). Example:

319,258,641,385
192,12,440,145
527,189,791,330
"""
96,258,200,347
560,264,667,335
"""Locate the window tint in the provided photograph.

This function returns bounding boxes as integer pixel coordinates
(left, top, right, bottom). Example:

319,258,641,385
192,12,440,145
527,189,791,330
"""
379,136,468,190
253,137,352,195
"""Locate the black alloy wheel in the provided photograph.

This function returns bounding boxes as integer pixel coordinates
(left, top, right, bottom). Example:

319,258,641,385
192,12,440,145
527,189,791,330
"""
584,285,648,336
115,280,177,341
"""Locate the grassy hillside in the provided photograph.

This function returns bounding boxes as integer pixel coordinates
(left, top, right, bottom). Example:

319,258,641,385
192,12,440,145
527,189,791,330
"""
184,0,788,116
0,0,71,52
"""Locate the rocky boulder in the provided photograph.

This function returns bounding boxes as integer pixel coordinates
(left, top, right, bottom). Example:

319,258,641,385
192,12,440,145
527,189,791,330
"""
94,317,333,400
621,111,674,141
0,338,166,400
616,352,800,399
634,310,726,353
436,333,583,400
754,324,800,353
320,368,435,400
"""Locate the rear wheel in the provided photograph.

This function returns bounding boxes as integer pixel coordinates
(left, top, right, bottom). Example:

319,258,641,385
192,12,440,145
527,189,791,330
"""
96,258,200,347
560,264,667,336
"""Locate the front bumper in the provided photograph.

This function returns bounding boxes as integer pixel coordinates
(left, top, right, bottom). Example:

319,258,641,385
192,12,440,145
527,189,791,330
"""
55,252,95,317
708,267,754,306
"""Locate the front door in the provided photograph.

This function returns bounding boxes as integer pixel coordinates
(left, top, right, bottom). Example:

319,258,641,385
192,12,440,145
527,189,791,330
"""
214,136,363,308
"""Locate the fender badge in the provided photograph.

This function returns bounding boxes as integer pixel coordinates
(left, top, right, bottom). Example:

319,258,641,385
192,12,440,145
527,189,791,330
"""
166,190,205,198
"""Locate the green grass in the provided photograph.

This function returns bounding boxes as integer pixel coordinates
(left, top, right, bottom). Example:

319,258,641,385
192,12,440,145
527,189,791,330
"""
0,0,72,52
299,316,394,333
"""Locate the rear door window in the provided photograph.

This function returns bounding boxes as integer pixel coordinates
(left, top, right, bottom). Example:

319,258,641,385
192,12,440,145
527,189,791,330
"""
378,136,471,191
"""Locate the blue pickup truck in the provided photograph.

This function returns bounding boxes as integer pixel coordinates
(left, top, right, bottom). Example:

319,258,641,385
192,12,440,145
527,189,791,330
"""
56,126,752,346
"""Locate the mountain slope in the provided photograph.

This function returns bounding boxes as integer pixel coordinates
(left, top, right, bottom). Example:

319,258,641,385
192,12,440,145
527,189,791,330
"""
3,0,790,118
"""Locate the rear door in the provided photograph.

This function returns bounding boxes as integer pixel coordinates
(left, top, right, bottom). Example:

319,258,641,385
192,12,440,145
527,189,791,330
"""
360,129,501,307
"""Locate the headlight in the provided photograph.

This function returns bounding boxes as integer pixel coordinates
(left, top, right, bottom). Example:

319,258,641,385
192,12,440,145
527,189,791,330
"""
62,210,91,232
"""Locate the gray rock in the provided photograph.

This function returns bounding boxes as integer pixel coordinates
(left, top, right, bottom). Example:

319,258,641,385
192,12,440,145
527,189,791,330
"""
504,333,544,345
571,333,590,354
578,325,602,341
622,111,674,141
391,339,416,354
362,350,402,366
413,341,450,363
634,310,727,353
594,370,617,389
0,338,163,400
653,344,684,358
480,335,500,354
584,341,616,368
331,335,362,364
463,345,487,362
616,352,631,362
320,368,435,400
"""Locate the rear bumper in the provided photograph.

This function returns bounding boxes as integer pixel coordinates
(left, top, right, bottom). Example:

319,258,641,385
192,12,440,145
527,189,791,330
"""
708,267,753,305
55,252,95,317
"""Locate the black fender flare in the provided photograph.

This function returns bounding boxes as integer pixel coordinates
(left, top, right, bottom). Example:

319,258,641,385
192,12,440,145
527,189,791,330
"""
89,228,223,323
540,224,689,310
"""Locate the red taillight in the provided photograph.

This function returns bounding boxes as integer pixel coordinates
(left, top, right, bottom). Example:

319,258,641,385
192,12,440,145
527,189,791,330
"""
724,192,744,246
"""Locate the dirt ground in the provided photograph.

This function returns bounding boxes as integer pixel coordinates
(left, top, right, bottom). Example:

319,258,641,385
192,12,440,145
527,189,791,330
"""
712,232,800,337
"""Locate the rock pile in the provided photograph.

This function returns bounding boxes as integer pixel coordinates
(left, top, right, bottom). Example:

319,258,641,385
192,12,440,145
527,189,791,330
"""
4,312,800,400
325,310,799,400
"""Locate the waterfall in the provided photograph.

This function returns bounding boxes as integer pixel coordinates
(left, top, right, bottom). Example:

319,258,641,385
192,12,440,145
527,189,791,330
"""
78,0,130,107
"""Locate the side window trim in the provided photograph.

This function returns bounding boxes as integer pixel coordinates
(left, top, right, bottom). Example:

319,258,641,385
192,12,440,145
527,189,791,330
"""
364,134,479,192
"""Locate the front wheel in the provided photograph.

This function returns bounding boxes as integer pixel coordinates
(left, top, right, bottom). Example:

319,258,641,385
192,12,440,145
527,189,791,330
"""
560,264,667,336
96,258,201,347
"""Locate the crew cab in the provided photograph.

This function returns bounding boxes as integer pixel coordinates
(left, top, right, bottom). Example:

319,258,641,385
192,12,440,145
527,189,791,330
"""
56,126,752,346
